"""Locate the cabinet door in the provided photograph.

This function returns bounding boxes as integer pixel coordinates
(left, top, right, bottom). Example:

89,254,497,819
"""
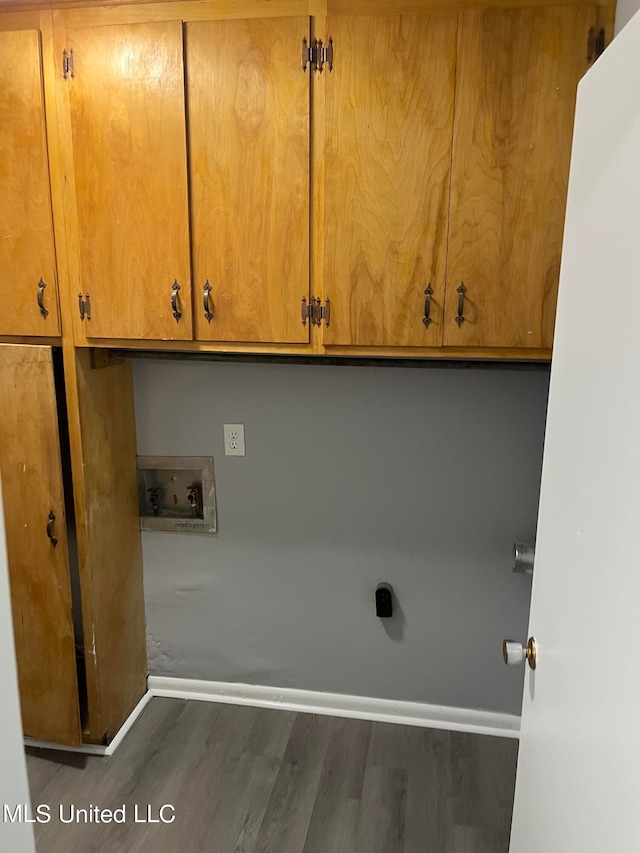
67,22,192,340
444,6,595,349
187,18,309,344
322,13,457,347
0,31,60,336
0,346,81,746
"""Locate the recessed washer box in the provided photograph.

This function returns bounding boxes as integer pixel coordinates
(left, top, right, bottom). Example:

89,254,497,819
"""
136,456,216,534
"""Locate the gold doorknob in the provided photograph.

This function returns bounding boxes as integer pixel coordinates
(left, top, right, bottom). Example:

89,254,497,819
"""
503,637,537,670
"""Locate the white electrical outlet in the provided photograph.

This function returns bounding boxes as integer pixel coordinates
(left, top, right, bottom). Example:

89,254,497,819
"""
223,424,246,456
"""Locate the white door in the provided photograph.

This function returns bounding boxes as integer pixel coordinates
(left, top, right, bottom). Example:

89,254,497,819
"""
0,484,36,852
509,12,640,852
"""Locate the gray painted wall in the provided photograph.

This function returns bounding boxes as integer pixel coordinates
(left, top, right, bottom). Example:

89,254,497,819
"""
134,361,549,715
616,0,640,33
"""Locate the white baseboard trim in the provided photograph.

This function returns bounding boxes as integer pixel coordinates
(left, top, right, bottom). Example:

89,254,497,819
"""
24,690,153,757
148,677,520,739
23,680,520,756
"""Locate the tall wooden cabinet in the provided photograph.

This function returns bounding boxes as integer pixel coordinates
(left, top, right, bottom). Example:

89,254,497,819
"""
0,30,60,336
0,11,149,748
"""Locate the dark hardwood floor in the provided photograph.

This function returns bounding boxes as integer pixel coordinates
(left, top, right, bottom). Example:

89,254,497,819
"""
26,697,517,853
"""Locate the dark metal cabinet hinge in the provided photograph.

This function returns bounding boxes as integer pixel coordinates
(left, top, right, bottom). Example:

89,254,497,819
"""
588,27,606,63
78,293,91,321
302,37,334,73
62,48,75,80
301,296,331,327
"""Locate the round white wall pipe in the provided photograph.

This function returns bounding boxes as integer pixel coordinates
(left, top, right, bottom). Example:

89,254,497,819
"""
513,542,535,575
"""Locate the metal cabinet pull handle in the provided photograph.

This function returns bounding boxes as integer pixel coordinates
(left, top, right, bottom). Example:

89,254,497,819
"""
46,511,58,547
37,279,49,319
455,282,467,327
422,284,433,327
203,281,213,323
171,281,182,323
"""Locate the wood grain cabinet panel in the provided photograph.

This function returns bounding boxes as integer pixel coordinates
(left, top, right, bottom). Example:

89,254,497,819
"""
0,30,60,337
0,345,81,746
65,348,147,744
322,13,458,347
444,6,596,349
66,21,192,341
187,17,310,344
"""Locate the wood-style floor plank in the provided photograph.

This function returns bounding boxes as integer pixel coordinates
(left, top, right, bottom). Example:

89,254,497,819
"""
303,717,371,853
355,764,407,853
26,698,518,853
403,727,453,853
252,713,338,853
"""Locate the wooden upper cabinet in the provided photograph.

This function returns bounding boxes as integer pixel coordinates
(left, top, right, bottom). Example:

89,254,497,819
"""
0,30,60,337
186,18,310,344
0,345,81,746
322,13,457,348
444,6,595,349
66,22,192,340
